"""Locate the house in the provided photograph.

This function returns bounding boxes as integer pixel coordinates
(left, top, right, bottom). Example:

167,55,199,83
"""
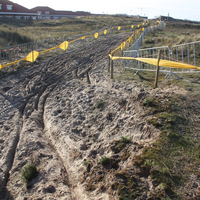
0,0,38,20
30,6,92,20
0,0,92,20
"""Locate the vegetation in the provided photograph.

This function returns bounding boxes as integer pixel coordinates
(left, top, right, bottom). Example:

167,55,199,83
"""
21,163,38,184
0,16,143,48
83,160,91,166
91,100,106,110
141,22,200,49
134,90,200,198
112,136,130,153
99,156,112,165
114,20,200,197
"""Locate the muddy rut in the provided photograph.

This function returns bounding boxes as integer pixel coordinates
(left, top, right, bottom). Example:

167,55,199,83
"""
0,33,136,200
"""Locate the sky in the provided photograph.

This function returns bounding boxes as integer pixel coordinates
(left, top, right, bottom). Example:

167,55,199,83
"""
13,0,200,21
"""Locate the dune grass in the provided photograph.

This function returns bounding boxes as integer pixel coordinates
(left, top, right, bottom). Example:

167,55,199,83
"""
0,16,144,48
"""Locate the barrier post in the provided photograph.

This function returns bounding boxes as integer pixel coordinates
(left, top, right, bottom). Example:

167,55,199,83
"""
32,43,34,63
111,55,114,79
108,49,111,72
154,49,161,88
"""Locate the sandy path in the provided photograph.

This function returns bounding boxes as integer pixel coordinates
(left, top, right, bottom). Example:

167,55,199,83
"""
0,33,133,200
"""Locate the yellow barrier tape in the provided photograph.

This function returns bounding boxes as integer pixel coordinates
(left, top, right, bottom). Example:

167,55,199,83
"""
128,36,132,43
85,34,94,38
1,21,147,70
59,41,69,50
1,58,25,68
111,26,146,55
121,42,126,51
135,58,200,70
25,51,40,62
111,45,121,55
109,55,200,70
94,32,99,39
156,20,161,25
40,46,58,54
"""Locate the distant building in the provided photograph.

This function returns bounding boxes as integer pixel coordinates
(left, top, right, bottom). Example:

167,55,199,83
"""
0,0,38,19
30,6,92,20
0,0,92,20
159,15,200,24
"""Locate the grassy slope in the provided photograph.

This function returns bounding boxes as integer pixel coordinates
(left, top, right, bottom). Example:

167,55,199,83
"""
0,16,143,48
142,22,200,49
114,21,200,199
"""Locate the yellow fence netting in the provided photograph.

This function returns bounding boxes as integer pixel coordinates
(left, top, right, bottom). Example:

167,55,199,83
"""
109,56,200,71
108,20,200,71
0,20,149,70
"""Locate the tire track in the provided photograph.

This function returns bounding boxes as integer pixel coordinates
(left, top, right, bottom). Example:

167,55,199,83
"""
0,33,130,199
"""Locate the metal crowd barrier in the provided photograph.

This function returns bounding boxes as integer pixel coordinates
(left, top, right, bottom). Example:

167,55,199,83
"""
123,22,200,77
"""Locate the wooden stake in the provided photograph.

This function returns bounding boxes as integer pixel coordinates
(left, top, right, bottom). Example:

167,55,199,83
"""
111,59,113,79
31,44,34,64
108,49,111,72
154,49,161,88
83,39,85,47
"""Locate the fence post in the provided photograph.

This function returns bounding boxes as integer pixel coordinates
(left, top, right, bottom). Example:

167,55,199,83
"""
108,49,111,72
111,59,114,79
32,43,34,63
154,49,161,88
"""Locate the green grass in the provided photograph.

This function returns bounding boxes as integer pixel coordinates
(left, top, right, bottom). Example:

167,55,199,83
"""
99,156,111,165
83,160,91,166
113,171,142,200
113,136,130,153
133,93,200,198
91,100,106,110
21,163,38,184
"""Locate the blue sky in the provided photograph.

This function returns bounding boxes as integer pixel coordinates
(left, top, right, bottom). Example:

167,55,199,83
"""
14,0,200,21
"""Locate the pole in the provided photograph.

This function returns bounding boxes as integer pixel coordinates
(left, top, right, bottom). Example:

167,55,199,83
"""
32,43,34,63
83,39,85,47
111,59,113,79
154,49,161,88
108,49,111,72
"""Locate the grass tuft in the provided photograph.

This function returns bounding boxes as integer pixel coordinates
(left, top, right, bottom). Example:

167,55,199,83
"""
99,156,111,165
91,100,106,110
112,136,130,153
21,163,38,184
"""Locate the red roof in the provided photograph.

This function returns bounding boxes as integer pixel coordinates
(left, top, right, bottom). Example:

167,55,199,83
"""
0,1,92,17
0,0,31,13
